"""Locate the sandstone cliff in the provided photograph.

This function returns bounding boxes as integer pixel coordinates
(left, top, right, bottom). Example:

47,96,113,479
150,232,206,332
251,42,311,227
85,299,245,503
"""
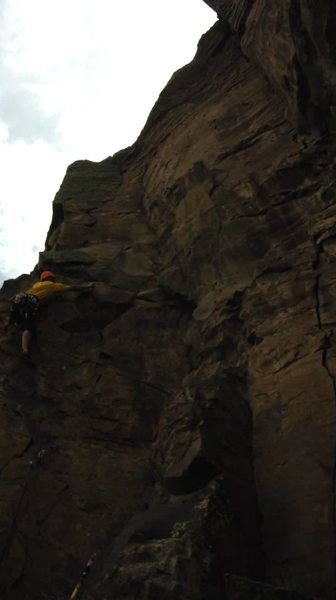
1,1,336,598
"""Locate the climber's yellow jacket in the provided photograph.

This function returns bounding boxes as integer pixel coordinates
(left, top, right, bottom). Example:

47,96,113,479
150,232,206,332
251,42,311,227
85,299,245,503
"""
26,280,71,301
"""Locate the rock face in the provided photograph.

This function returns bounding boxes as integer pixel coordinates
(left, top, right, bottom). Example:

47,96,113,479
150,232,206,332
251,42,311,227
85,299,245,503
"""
0,1,336,599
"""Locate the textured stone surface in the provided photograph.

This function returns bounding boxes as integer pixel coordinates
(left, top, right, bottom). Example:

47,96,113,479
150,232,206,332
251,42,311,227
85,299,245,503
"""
204,0,336,133
0,1,336,599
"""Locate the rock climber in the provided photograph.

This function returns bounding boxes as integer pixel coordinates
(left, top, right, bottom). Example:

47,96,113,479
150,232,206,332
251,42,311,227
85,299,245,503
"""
10,270,93,363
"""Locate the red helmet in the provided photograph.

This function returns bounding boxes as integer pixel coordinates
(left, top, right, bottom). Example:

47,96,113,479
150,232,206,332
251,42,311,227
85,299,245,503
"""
40,271,55,282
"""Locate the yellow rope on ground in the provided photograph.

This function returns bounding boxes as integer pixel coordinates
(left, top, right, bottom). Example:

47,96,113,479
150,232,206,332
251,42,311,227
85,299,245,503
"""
69,582,81,600
67,554,96,600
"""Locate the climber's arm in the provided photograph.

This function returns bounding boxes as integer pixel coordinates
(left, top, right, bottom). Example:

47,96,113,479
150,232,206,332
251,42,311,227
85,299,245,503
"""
63,283,94,292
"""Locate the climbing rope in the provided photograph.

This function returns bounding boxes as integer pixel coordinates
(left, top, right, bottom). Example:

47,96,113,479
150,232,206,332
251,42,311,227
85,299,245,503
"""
0,443,97,600
68,553,96,600
0,445,49,572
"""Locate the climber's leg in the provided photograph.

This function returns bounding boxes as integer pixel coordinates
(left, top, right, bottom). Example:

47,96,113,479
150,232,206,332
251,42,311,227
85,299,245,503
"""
22,329,32,354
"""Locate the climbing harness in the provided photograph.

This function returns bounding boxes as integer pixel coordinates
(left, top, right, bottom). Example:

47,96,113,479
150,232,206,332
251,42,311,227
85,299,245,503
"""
68,553,96,600
9,292,39,327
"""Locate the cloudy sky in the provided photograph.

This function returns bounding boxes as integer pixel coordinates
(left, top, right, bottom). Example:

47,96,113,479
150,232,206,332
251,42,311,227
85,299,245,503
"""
0,0,216,285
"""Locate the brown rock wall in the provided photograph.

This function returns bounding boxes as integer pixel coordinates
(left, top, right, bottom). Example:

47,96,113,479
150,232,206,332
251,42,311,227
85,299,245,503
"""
205,0,336,132
0,2,336,599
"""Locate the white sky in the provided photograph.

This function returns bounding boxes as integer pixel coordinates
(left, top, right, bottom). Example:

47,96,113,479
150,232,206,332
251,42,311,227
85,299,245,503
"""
0,0,216,285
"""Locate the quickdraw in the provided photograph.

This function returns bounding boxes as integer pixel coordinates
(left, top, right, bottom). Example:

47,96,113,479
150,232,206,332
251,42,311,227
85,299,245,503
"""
68,553,96,600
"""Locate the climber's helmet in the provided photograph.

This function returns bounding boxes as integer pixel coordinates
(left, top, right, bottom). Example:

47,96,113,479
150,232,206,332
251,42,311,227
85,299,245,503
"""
40,270,56,282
